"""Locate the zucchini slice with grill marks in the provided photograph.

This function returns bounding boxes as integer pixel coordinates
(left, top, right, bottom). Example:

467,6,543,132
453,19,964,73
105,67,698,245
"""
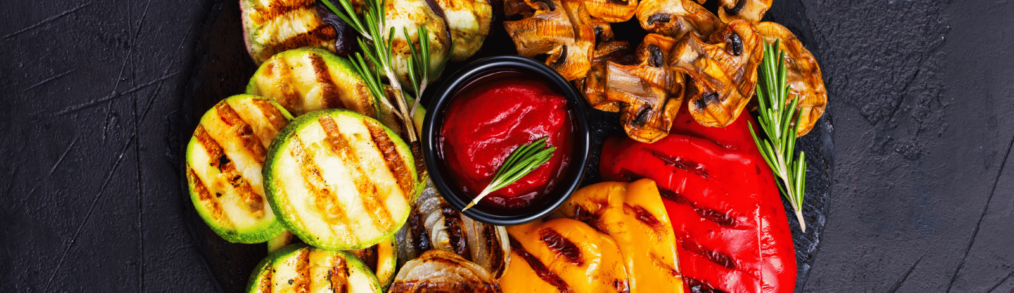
240,0,337,65
265,109,417,250
247,47,374,117
247,243,384,293
186,95,293,243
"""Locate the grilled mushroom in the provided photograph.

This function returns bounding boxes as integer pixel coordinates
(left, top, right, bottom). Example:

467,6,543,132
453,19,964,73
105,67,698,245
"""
604,34,683,143
385,0,452,86
582,0,637,23
755,21,827,136
669,20,763,128
389,250,502,293
635,0,719,41
578,40,636,112
433,0,494,61
718,0,772,24
504,0,594,80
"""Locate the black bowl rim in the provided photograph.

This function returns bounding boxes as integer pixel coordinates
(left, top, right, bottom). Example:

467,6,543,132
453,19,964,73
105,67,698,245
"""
421,55,591,226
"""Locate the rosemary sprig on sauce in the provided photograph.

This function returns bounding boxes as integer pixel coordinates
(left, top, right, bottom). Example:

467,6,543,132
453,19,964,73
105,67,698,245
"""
749,40,809,232
462,137,556,211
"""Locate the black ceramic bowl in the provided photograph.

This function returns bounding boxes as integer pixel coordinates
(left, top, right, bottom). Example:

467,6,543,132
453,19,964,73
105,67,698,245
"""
421,56,590,226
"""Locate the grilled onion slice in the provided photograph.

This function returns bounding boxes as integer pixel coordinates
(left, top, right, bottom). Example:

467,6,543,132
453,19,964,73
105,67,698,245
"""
247,47,374,117
186,95,292,243
389,250,502,293
669,20,763,128
247,243,383,293
635,0,718,40
755,21,827,137
264,110,417,250
240,0,337,65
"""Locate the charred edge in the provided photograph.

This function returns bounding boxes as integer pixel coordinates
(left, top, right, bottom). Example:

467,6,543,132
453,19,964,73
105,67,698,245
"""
551,46,569,68
685,277,728,293
250,0,316,24
647,14,671,25
727,32,743,56
510,239,574,293
533,0,556,11
616,168,643,182
389,280,500,293
657,187,736,227
694,92,717,110
614,279,631,293
482,225,506,276
594,27,605,44
329,254,349,293
295,249,311,291
607,0,628,5
195,127,264,214
676,233,735,269
216,102,268,163
319,117,394,231
624,203,660,227
357,245,380,273
251,99,289,130
647,149,709,178
291,138,353,228
365,120,415,200
648,45,664,67
632,106,652,127
307,53,347,110
407,212,432,252
539,228,583,265
573,205,601,225
271,25,338,58
441,206,472,260
187,167,227,222
723,0,746,16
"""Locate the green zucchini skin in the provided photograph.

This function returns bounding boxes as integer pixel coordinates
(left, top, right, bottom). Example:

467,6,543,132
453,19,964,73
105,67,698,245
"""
186,95,294,243
246,47,375,118
264,109,418,251
239,0,336,65
247,243,383,293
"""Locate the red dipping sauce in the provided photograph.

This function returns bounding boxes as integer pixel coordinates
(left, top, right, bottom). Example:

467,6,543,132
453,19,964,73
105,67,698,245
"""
439,72,573,210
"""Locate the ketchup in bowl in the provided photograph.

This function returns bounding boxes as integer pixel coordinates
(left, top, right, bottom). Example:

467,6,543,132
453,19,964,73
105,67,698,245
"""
438,71,573,210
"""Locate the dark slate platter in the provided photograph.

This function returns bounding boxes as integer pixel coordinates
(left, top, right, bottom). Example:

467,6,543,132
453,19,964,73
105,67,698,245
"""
177,0,833,292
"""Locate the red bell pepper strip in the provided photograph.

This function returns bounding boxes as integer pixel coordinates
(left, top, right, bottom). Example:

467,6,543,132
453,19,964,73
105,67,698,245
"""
600,107,796,293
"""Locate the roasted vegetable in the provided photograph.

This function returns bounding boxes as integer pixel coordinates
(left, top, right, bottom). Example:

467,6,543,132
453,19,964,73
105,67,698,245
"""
578,40,635,112
389,250,502,292
552,179,683,293
718,0,772,24
755,21,827,136
669,20,763,128
264,110,417,250
583,0,637,23
246,47,374,117
241,0,338,64
500,218,629,293
395,180,511,278
349,234,398,290
186,95,293,243
504,0,594,81
267,231,298,252
600,106,797,293
635,0,718,40
433,0,494,61
247,243,383,293
385,0,452,86
605,33,682,143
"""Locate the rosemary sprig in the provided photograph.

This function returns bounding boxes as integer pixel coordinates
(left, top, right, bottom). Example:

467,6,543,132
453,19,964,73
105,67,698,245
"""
749,40,809,232
462,137,556,211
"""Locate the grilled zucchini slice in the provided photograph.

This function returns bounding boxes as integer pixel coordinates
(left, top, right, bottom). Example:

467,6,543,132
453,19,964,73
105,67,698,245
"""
349,234,398,290
247,243,384,293
247,47,375,117
240,0,337,65
265,109,417,250
186,95,293,243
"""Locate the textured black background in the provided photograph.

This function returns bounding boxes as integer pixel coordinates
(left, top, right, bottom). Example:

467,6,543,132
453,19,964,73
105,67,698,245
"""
1,0,1013,292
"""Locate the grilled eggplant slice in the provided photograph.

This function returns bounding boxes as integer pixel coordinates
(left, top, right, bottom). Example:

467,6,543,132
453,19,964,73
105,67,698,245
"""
247,243,384,293
605,33,682,143
433,0,493,61
186,95,293,243
348,234,398,290
241,0,337,65
395,180,511,279
247,47,375,117
385,0,452,86
553,179,683,293
389,250,502,293
718,0,771,24
635,0,718,40
670,20,763,128
755,21,827,137
264,109,417,250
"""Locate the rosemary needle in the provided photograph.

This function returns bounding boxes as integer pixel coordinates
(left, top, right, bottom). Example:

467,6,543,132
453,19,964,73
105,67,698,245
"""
462,137,556,211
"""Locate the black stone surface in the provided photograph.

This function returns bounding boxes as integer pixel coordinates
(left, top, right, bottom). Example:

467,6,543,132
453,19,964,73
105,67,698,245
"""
1,1,1012,293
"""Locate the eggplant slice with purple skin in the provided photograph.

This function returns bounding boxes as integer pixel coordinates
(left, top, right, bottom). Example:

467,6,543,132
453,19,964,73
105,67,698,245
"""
754,21,827,137
240,0,339,64
389,250,502,293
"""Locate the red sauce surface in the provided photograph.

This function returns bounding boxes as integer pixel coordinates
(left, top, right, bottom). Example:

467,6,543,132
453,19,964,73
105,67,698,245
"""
439,73,573,210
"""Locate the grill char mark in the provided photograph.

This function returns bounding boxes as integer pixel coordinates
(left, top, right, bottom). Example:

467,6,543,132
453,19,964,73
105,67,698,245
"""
290,137,354,237
328,254,350,293
267,25,338,61
364,120,415,200
187,167,229,225
510,239,574,293
685,277,729,293
194,126,264,215
657,187,736,227
250,99,289,130
441,206,472,260
307,53,348,110
482,224,506,276
407,212,432,252
249,0,316,24
318,116,395,232
648,149,709,178
539,228,583,265
216,102,268,163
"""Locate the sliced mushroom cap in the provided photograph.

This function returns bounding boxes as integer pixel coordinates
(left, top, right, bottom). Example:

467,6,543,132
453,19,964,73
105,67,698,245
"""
504,0,594,80
579,40,636,112
385,0,452,86
755,21,827,136
433,0,494,61
605,34,683,143
669,20,763,128
718,0,772,24
389,250,502,293
582,0,637,23
635,0,719,41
